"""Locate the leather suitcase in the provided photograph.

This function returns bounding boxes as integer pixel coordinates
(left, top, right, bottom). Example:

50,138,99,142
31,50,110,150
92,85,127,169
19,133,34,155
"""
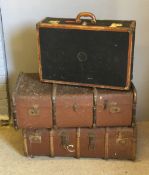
12,73,136,129
23,125,137,160
37,12,136,90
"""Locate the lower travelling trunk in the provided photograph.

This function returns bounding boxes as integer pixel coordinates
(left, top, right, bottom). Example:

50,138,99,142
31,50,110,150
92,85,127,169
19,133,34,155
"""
23,124,136,160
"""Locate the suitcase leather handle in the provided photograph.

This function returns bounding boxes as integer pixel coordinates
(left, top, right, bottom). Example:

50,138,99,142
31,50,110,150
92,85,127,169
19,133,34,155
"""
76,12,96,24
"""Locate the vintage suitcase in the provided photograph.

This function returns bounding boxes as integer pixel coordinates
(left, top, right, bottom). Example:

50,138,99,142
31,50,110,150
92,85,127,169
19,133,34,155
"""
23,125,137,160
12,73,53,128
37,12,136,90
12,73,136,128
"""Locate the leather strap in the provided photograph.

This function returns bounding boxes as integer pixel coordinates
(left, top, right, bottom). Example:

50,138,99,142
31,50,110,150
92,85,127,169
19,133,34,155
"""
132,84,137,125
93,88,98,128
52,84,57,128
76,128,81,158
104,128,109,159
23,130,28,156
50,129,55,157
88,132,96,150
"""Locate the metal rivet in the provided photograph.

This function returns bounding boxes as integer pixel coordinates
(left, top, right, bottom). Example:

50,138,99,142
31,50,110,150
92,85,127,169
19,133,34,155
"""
99,96,103,100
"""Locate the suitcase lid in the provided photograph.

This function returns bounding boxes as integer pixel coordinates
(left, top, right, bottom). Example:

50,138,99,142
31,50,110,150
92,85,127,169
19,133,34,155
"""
37,12,136,32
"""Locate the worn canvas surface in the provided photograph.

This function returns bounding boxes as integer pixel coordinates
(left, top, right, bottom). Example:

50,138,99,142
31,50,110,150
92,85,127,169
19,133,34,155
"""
39,28,129,87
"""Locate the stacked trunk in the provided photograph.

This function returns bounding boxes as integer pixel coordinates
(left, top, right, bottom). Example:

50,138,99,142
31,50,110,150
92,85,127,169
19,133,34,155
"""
12,73,137,160
12,12,137,160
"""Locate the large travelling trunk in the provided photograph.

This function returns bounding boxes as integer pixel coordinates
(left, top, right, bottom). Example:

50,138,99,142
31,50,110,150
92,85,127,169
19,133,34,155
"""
12,73,136,129
37,12,136,90
23,125,137,160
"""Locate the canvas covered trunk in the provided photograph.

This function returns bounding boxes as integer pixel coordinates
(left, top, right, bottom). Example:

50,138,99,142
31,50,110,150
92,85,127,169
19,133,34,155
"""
37,12,136,90
12,73,136,128
23,125,137,160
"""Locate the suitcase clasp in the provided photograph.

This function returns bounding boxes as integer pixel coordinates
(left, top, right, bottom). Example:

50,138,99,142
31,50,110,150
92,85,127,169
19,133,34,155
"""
28,105,39,116
72,103,79,112
88,133,96,150
60,131,75,153
116,132,129,145
29,133,42,143
109,102,121,113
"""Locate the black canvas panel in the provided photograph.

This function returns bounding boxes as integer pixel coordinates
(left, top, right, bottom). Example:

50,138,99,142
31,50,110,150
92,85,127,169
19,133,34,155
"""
39,28,129,87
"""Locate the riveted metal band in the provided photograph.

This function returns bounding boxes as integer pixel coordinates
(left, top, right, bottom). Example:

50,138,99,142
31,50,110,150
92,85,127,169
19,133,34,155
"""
52,84,57,128
104,128,109,159
93,88,98,128
76,128,81,158
132,83,137,126
23,130,28,156
12,73,25,129
50,129,55,157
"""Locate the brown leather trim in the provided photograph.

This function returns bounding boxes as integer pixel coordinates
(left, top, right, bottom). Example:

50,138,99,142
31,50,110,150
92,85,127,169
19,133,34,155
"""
130,21,136,30
50,129,54,157
132,83,137,105
38,23,130,32
52,84,57,128
126,31,133,89
93,88,98,127
40,79,129,91
23,130,28,156
36,27,43,81
132,83,137,125
76,128,81,158
104,128,109,159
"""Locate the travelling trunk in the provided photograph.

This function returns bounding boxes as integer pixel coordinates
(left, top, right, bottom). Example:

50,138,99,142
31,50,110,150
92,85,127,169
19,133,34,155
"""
37,12,136,90
12,73,136,129
23,125,137,160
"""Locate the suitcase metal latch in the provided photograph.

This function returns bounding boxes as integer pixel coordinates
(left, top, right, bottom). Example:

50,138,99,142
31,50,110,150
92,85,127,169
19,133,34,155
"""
116,132,129,145
109,102,121,113
72,103,79,112
29,133,42,143
88,133,96,150
28,105,39,116
60,131,75,153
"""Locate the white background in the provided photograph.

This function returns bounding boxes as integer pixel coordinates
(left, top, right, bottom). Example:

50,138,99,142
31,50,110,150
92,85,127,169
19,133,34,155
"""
0,9,8,119
1,0,149,121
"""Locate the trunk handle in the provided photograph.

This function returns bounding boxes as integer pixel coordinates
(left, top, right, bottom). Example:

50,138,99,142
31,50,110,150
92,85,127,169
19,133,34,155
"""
76,12,96,24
